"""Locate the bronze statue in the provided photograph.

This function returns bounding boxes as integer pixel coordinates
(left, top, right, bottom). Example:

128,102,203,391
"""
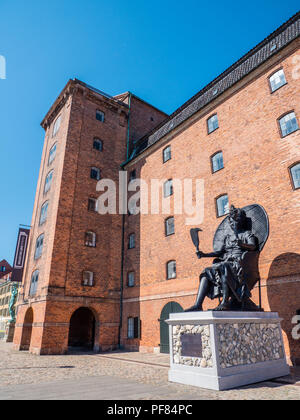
186,204,269,312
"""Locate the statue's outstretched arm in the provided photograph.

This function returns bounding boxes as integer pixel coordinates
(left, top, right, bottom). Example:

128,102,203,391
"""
196,250,223,259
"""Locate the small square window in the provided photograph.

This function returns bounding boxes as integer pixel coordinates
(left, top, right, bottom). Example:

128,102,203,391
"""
165,217,175,236
167,260,176,280
128,234,135,249
211,152,224,173
90,167,101,180
128,272,135,287
269,69,287,92
164,180,173,197
216,195,229,217
207,114,219,134
290,163,300,190
85,231,96,247
88,198,97,212
96,110,105,122
82,271,94,287
163,146,171,163
93,139,103,151
279,112,299,137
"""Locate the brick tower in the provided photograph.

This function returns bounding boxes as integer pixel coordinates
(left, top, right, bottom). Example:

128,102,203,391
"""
13,79,167,354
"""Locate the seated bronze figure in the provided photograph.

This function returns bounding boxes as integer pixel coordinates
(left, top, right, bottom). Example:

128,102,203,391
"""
186,204,269,312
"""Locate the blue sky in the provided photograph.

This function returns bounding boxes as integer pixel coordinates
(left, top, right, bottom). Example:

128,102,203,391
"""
0,1,299,263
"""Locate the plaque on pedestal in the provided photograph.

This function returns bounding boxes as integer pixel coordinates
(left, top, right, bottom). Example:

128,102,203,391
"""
166,311,290,391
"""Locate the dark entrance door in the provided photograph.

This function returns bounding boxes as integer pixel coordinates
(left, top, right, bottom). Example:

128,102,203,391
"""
159,302,183,354
68,307,95,350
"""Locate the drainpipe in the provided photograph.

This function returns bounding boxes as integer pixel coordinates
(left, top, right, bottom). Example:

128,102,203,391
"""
126,92,132,160
118,92,131,348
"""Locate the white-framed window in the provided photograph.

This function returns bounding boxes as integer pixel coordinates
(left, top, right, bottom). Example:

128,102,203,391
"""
127,317,139,339
216,194,229,217
211,151,224,173
164,179,173,197
82,271,94,287
290,163,300,190
167,260,176,280
163,145,171,163
39,201,49,225
165,217,175,236
48,143,57,165
207,114,219,134
44,170,54,193
279,112,299,137
34,234,44,260
29,270,39,296
269,69,287,92
128,233,135,249
52,115,61,137
96,110,105,122
128,272,135,287
93,138,103,152
90,167,101,180
85,231,96,247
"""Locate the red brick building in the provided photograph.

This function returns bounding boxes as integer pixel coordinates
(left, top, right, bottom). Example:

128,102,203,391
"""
14,13,300,364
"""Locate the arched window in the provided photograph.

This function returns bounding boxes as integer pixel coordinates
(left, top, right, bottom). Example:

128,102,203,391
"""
44,170,54,193
128,233,135,249
93,138,103,152
127,272,135,287
164,179,173,197
278,112,299,137
163,146,171,163
52,115,61,137
211,151,224,173
207,114,219,134
167,260,176,280
96,110,105,122
48,143,57,165
290,163,300,190
29,270,39,296
216,194,229,217
269,69,287,92
85,231,96,247
34,234,44,260
165,217,175,236
39,201,49,225
90,167,101,180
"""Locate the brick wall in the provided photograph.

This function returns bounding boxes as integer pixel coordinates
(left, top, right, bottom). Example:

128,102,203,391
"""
122,39,300,364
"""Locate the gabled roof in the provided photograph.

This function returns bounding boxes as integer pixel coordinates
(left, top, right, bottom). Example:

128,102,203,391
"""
130,11,300,160
0,259,13,279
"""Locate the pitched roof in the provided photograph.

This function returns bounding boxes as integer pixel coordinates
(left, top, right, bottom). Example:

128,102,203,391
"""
131,11,300,159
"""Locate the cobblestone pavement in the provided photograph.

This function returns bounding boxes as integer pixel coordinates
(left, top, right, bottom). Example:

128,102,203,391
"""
0,342,299,400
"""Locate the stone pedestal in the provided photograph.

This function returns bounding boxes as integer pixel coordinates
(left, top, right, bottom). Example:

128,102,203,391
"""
4,321,15,343
166,311,290,391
